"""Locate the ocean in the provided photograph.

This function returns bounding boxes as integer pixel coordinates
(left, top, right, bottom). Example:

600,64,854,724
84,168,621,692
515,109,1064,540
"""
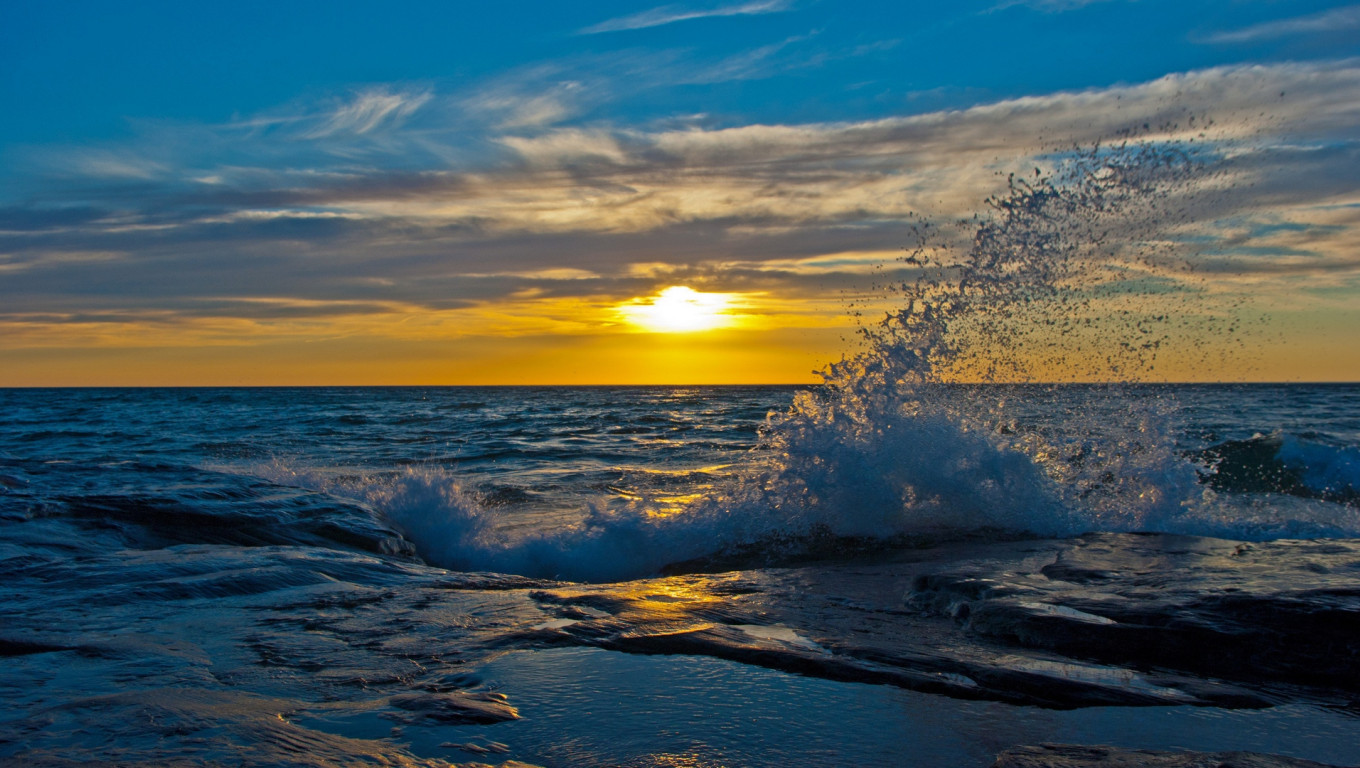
1,383,1358,767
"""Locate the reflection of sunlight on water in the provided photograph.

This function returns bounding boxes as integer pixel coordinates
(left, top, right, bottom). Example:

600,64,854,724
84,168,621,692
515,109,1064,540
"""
607,465,732,517
647,492,706,517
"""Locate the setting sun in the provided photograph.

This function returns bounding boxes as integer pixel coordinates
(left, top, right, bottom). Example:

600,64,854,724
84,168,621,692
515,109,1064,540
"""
617,286,740,333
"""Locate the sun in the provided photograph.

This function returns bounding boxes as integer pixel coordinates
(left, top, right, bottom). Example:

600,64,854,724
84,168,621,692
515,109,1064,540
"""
617,286,737,333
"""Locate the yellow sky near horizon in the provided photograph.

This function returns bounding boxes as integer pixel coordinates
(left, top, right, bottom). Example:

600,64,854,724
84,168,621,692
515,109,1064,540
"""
0,286,853,386
2,282,1356,386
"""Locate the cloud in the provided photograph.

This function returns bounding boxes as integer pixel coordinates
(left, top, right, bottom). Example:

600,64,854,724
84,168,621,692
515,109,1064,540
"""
302,87,433,139
4,61,1359,351
987,0,1123,14
459,72,588,130
679,32,820,84
36,149,172,181
498,129,630,167
1202,5,1360,44
20,64,1360,233
579,0,791,35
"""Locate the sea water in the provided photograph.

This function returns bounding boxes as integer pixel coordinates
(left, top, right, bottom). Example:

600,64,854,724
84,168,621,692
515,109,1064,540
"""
3,136,1360,766
1,384,1358,767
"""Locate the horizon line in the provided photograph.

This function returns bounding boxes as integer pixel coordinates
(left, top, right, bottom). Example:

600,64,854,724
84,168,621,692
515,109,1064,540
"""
3,381,1357,389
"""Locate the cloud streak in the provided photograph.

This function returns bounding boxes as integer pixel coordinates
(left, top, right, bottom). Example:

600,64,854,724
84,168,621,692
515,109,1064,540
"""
579,0,791,34
303,88,433,138
987,0,1122,14
1203,5,1360,44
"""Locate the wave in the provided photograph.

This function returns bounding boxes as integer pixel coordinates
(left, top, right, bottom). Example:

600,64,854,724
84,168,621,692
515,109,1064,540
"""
261,419,1360,584
1196,432,1360,506
9,458,416,557
256,463,725,582
255,135,1360,582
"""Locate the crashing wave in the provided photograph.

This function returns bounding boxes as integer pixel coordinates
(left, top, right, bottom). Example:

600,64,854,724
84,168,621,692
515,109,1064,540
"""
262,135,1360,582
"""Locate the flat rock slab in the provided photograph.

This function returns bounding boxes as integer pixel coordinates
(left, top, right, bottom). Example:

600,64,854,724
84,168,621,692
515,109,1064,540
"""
520,532,1359,710
993,744,1353,768
911,532,1360,691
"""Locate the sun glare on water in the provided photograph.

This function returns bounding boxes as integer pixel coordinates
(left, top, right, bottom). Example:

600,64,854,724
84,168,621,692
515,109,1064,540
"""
618,286,738,333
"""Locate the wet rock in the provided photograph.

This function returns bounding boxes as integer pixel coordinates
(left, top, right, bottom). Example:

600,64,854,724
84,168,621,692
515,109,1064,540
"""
526,558,1273,710
910,533,1360,693
432,573,564,591
991,744,1351,767
439,740,512,755
517,532,1360,710
0,687,458,767
388,691,520,725
442,741,490,754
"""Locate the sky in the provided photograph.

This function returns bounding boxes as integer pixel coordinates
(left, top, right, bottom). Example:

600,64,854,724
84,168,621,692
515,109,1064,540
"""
2,0,1359,385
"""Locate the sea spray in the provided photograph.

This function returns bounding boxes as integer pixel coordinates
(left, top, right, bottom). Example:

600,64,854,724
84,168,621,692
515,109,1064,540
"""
252,135,1359,581
733,136,1230,546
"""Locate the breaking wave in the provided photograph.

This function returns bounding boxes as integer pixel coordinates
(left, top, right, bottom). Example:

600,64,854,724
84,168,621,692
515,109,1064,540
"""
263,135,1360,582
1197,432,1360,505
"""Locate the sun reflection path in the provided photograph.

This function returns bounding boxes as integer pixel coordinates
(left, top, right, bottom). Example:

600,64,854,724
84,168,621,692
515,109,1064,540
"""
617,286,739,333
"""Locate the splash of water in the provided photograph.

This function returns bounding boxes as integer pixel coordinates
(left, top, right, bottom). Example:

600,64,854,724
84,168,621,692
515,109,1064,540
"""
732,137,1228,543
697,133,1354,557
264,134,1359,581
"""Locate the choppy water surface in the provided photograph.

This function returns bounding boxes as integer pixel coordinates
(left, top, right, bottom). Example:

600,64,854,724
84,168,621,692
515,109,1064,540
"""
1,383,1358,767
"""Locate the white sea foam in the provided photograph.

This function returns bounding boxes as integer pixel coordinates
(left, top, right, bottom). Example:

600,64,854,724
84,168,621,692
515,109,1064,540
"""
254,406,1360,582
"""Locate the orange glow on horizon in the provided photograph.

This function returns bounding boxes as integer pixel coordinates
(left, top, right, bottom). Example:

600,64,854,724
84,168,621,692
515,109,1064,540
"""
2,283,1356,386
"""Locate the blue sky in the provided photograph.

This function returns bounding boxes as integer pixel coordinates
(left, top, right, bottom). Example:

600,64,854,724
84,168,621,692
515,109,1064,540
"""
5,0,1356,147
3,1,1360,383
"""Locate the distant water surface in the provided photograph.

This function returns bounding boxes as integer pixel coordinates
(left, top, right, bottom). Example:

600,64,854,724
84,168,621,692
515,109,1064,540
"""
1,384,1357,767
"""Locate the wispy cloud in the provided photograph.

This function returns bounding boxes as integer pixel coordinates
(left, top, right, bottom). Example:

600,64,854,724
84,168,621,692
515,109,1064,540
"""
987,0,1122,14
680,32,819,83
1203,5,1360,44
461,76,585,130
64,151,170,180
579,0,790,35
303,87,432,139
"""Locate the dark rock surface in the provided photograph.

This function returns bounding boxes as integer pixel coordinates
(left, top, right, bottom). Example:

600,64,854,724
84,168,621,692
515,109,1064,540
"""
992,744,1352,768
910,532,1360,692
524,532,1359,710
3,527,1355,764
